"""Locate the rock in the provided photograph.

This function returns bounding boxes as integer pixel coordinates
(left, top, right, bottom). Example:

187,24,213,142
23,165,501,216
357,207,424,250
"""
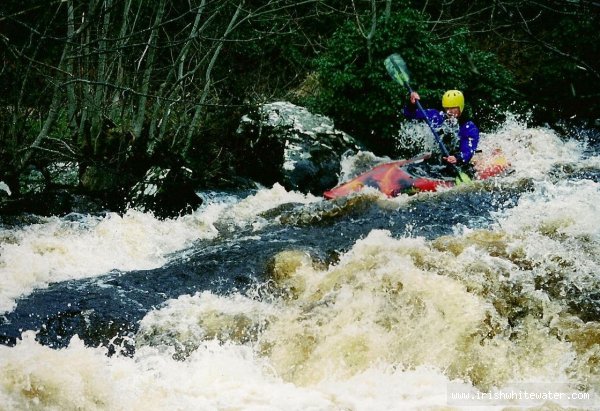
18,167,46,195
128,166,203,219
237,101,363,194
0,188,106,217
80,165,121,193
0,181,11,197
0,164,108,217
47,162,79,186
0,181,11,214
2,161,201,217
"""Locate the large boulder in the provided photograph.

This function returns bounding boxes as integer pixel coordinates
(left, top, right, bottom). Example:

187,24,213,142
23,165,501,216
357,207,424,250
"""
237,102,364,194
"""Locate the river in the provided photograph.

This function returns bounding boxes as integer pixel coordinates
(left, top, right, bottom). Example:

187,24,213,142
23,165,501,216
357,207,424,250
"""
1,117,599,410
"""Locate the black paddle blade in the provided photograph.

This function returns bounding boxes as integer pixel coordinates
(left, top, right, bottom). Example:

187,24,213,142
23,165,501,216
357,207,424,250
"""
384,53,411,87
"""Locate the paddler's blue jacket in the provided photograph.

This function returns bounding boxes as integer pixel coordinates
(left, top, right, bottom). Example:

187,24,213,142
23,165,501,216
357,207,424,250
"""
403,104,479,164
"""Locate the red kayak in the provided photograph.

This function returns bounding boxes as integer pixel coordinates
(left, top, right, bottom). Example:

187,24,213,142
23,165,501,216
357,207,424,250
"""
323,149,510,199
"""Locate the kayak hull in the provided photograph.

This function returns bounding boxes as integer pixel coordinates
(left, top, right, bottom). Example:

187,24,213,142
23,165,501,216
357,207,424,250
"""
323,150,509,199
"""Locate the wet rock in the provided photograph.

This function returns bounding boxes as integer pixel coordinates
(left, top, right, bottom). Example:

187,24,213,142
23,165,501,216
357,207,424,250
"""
0,188,106,217
237,101,364,194
0,181,11,201
17,162,80,195
0,181,10,195
19,166,46,195
0,163,107,217
0,181,12,216
47,162,79,187
128,165,203,219
80,164,121,193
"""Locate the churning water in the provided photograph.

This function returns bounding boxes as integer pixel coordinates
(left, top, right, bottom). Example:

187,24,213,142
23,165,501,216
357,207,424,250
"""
1,117,599,410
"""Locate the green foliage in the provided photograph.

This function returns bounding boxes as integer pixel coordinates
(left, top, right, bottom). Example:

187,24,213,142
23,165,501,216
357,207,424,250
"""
416,0,600,125
304,8,518,156
516,14,600,122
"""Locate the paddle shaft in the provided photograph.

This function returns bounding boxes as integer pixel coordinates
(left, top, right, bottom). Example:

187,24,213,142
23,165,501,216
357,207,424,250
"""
412,94,466,182
409,92,451,157
387,56,465,181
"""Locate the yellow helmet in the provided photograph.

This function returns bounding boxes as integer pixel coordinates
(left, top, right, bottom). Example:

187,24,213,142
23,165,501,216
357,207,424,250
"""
442,90,464,113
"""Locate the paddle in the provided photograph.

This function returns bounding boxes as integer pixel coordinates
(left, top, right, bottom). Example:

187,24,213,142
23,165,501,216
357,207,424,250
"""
384,53,470,184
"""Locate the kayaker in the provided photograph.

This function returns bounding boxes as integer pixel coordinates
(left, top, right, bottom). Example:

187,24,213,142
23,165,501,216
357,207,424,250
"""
403,90,479,177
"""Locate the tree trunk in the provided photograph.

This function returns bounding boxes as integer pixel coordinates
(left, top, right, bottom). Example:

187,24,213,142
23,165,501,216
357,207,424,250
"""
91,0,113,154
133,0,166,140
66,0,78,141
110,0,134,122
147,0,208,156
184,1,244,156
18,47,69,171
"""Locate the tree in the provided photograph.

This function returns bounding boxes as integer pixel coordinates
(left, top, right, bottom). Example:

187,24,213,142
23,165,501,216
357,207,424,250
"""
0,0,355,197
414,0,600,121
306,6,516,156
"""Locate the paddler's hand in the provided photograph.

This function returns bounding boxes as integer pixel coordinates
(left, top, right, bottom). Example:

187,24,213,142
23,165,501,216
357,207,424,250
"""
409,91,420,105
443,155,457,164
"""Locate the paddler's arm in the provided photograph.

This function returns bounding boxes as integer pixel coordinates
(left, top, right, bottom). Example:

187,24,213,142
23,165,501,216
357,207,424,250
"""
402,91,444,127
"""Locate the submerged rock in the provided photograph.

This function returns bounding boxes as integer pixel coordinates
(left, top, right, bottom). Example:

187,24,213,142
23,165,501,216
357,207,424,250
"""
237,101,364,194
